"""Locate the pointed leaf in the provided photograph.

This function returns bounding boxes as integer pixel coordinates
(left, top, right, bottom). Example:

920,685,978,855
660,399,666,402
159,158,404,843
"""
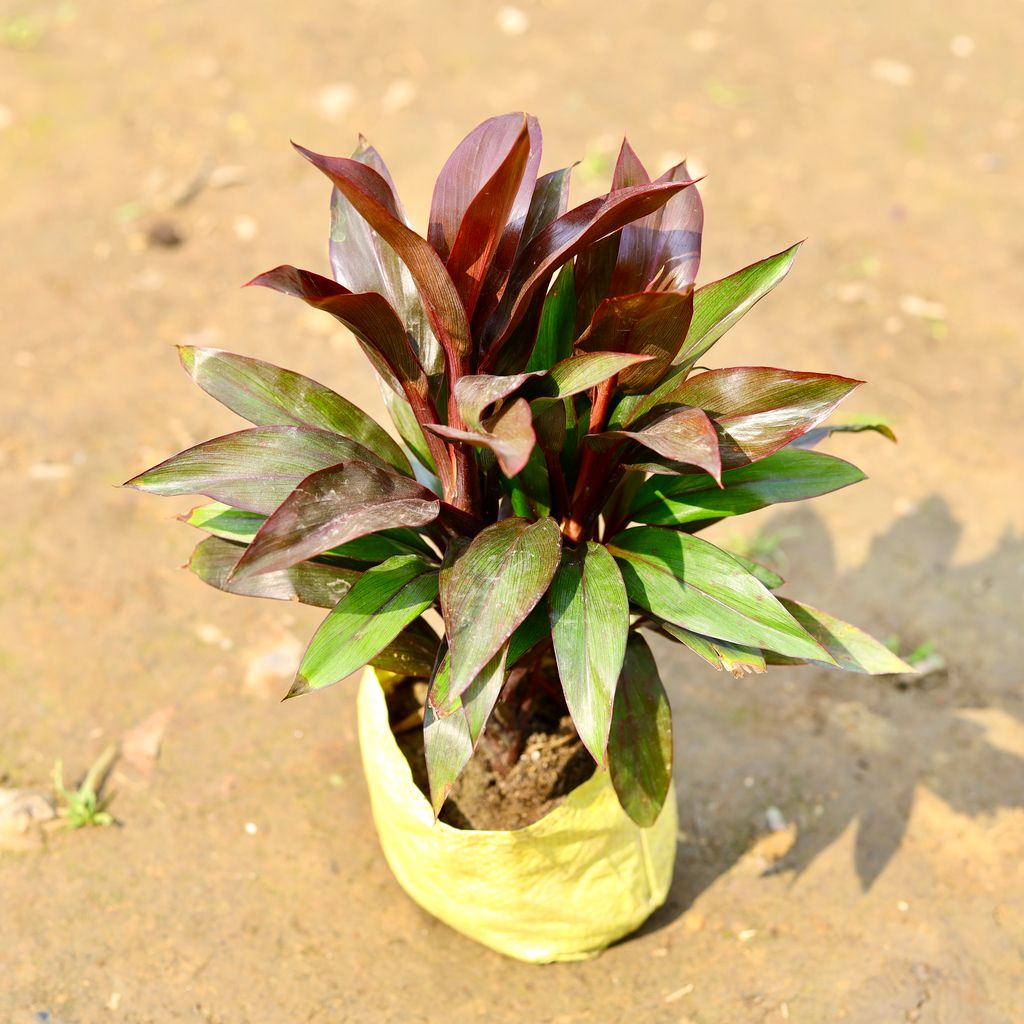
179,346,411,475
675,241,802,366
231,462,440,580
659,622,766,676
183,501,434,563
329,138,441,379
777,600,914,674
533,351,654,401
440,517,562,698
612,158,704,296
483,178,696,355
381,386,439,474
548,542,629,764
794,415,898,448
249,265,426,394
657,367,864,469
423,691,473,816
728,553,785,590
630,448,866,526
608,527,830,661
596,406,721,483
426,397,536,477
295,144,473,364
608,632,673,827
291,554,439,696
124,426,390,515
453,371,542,432
439,116,536,319
188,536,358,608
476,165,572,332
576,289,694,393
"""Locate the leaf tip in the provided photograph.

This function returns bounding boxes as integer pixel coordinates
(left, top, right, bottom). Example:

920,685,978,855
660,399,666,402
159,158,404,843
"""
283,676,312,701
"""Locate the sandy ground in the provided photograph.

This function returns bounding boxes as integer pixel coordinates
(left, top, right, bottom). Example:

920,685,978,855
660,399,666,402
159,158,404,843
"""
2,1,1023,1021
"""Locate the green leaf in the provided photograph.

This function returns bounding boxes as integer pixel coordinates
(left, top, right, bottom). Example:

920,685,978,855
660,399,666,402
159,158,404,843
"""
230,461,439,580
423,698,473,817
607,527,829,661
795,414,898,448
526,262,576,371
184,502,435,563
548,543,629,764
776,600,914,674
188,536,359,609
659,622,766,676
728,553,784,590
630,449,866,526
503,447,552,519
381,387,439,475
440,517,562,699
675,241,802,367
291,555,439,696
124,426,390,515
531,351,654,403
608,633,673,827
178,346,411,475
370,618,440,678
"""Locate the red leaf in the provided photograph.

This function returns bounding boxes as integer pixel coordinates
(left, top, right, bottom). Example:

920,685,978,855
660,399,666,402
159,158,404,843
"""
576,289,694,393
597,406,722,483
230,461,440,580
444,118,535,320
672,367,864,468
294,143,473,366
426,397,536,477
482,178,696,359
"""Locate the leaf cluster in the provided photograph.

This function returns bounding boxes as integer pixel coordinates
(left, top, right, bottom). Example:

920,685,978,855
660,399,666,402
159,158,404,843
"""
126,114,910,824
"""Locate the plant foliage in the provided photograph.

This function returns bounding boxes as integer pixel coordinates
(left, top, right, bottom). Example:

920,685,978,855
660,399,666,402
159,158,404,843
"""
126,113,911,825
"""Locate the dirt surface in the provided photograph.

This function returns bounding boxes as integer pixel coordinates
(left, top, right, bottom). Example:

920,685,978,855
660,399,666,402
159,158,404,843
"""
393,680,596,831
2,1,1023,1021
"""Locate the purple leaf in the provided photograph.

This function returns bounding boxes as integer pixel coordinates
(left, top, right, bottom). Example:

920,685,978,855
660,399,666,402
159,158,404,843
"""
612,159,704,296
667,367,864,469
230,461,440,580
596,405,722,483
482,178,696,358
247,265,427,400
426,397,536,477
294,143,473,365
123,426,391,514
188,536,360,609
576,289,694,393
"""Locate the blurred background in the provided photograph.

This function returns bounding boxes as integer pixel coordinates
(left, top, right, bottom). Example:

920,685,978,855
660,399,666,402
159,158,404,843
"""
2,1,1021,1020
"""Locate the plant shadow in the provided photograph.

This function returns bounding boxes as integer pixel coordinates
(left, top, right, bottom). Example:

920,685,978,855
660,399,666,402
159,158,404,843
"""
635,494,1024,936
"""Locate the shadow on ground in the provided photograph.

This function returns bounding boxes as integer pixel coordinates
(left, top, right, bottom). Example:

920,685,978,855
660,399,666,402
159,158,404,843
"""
640,494,1024,935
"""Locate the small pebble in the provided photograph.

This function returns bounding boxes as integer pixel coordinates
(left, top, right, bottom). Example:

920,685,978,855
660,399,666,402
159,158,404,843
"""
315,82,357,123
233,215,258,242
896,900,910,912
686,29,718,52
871,58,914,87
244,821,258,835
664,984,694,1003
765,806,787,832
950,34,975,58
738,928,758,942
381,79,417,113
145,219,184,249
28,463,71,481
194,622,232,650
496,6,529,36
899,294,946,320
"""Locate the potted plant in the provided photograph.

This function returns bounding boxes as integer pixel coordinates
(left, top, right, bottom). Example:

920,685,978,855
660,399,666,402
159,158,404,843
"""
125,113,910,962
